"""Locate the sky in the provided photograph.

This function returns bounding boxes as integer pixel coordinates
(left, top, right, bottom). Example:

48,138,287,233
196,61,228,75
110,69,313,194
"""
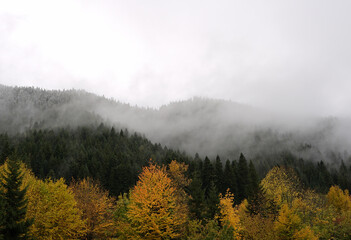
1,0,351,117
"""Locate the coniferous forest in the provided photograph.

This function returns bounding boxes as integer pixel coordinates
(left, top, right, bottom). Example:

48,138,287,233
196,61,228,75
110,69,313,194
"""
0,122,351,239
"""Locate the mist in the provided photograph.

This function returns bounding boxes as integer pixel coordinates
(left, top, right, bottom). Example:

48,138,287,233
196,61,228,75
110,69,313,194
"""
1,85,350,168
1,0,351,118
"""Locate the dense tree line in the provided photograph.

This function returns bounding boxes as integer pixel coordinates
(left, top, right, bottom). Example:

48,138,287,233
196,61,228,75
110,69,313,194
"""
1,158,351,239
0,124,350,199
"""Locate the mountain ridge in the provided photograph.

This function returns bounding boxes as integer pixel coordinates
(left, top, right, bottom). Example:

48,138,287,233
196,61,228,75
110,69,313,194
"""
0,84,350,165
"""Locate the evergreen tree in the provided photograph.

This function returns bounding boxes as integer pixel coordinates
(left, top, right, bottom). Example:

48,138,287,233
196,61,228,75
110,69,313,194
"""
237,153,249,203
205,181,220,219
223,160,236,195
338,160,349,190
202,156,214,197
317,161,333,193
0,159,32,239
188,172,206,220
247,160,259,199
214,155,224,193
231,160,238,197
0,188,5,240
0,134,11,164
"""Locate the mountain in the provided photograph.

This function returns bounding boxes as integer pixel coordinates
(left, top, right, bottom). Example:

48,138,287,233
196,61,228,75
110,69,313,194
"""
1,84,350,165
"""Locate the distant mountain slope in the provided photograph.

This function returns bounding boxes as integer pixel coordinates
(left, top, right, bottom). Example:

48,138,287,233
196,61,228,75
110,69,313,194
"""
0,84,350,164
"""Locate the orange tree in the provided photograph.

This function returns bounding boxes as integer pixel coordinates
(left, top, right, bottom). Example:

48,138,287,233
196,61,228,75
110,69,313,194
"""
70,178,116,240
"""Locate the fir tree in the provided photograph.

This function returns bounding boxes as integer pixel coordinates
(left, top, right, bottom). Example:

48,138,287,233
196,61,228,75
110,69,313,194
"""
202,156,214,197
223,160,236,195
0,159,32,239
231,160,238,198
247,160,259,199
188,172,206,220
237,153,249,203
214,155,224,193
205,181,220,219
0,188,5,240
317,161,333,193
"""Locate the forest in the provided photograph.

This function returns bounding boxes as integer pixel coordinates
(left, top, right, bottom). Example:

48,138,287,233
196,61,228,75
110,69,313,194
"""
2,0,351,237
1,124,351,239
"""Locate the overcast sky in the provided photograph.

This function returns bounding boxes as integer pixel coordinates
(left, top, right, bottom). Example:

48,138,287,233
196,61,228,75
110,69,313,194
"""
1,0,351,117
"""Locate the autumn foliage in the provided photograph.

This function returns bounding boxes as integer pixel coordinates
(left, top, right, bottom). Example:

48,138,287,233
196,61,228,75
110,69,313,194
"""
70,178,116,240
2,159,351,239
127,163,188,239
26,178,87,239
217,190,242,239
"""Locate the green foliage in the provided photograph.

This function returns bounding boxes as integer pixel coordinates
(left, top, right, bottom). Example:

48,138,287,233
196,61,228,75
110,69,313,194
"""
202,156,214,197
0,125,190,197
0,188,4,240
214,155,224,193
188,173,206,220
237,153,249,203
205,181,220,219
185,219,234,240
248,160,259,199
223,159,236,195
0,159,32,239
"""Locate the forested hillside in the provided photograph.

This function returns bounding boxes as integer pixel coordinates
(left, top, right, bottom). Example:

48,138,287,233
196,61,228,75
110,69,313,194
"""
1,84,351,165
1,85,351,239
0,124,350,197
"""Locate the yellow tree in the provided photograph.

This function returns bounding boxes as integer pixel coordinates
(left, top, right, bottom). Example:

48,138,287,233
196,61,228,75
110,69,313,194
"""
260,166,321,239
26,178,87,239
70,178,116,240
167,160,190,230
327,185,351,212
127,163,187,239
274,199,318,240
260,166,302,207
217,190,242,239
315,185,351,239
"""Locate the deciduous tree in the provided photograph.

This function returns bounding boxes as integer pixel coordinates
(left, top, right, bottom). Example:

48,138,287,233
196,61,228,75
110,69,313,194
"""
26,178,87,239
127,163,187,239
217,190,242,239
70,178,116,240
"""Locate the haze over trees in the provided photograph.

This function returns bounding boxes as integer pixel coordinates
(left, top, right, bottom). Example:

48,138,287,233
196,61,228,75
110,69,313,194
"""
0,85,351,239
1,84,351,164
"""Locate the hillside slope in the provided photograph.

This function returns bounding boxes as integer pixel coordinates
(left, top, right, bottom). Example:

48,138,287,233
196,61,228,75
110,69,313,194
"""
1,84,350,164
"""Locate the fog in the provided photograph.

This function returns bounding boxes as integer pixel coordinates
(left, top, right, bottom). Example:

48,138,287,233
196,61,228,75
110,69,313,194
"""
1,0,351,118
1,85,350,167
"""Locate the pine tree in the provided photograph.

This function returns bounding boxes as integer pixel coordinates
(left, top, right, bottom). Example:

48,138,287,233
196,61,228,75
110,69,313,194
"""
0,159,32,239
237,153,249,203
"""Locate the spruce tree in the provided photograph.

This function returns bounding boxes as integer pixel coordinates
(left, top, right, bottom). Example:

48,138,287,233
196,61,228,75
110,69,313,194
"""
223,160,236,195
0,189,5,240
202,156,214,197
237,153,249,203
214,155,224,193
188,172,206,220
206,181,220,219
0,159,32,239
231,160,238,198
248,160,259,199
